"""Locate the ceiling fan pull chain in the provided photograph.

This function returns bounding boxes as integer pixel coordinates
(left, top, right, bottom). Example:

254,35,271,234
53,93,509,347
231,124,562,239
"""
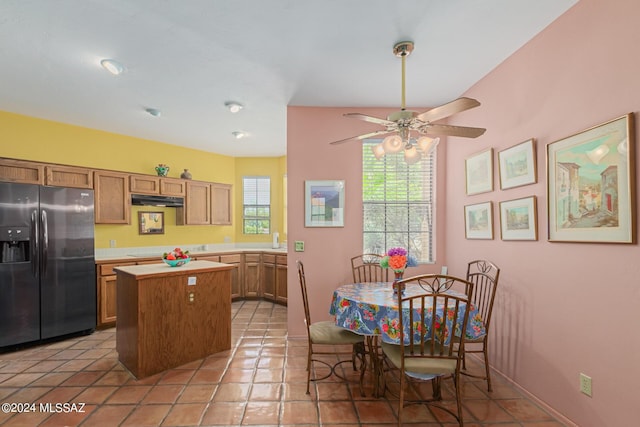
401,52,406,111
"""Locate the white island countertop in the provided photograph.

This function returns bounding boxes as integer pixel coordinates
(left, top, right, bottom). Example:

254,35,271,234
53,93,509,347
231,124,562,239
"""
114,260,234,279
96,245,287,262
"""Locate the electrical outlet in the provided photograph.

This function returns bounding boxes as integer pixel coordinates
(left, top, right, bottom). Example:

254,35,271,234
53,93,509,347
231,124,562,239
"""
580,373,592,397
109,239,116,248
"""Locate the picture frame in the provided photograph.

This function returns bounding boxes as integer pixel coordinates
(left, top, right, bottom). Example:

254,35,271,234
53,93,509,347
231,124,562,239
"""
304,180,345,227
464,201,493,239
138,211,164,235
498,138,537,190
499,196,538,241
547,113,635,243
465,148,493,195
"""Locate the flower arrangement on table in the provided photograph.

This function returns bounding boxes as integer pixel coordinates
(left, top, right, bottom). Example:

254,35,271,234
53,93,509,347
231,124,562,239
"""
380,247,418,292
162,247,191,267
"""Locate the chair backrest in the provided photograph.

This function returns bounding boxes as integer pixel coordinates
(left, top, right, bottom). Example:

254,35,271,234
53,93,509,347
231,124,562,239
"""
465,260,500,330
297,260,312,335
394,274,475,368
351,253,388,283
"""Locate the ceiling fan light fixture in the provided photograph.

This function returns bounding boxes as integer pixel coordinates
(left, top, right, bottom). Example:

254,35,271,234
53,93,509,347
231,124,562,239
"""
225,101,244,113
382,135,403,153
100,59,124,75
417,136,440,154
232,131,246,139
372,143,385,159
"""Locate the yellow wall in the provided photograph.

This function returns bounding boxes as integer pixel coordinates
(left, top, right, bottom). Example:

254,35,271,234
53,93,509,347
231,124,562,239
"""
1,110,286,248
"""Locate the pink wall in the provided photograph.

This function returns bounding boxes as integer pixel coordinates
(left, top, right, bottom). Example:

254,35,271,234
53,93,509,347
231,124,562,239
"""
287,0,640,424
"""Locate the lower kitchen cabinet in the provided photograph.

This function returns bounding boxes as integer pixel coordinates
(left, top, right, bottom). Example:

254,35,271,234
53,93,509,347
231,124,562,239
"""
244,253,261,298
96,262,135,328
275,255,287,305
220,254,242,299
262,254,288,304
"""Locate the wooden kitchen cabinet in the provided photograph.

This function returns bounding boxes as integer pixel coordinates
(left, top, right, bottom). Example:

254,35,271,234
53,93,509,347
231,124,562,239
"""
96,261,135,327
94,171,130,224
262,254,287,305
244,253,261,298
0,158,45,184
220,254,242,299
211,183,232,225
45,165,93,188
177,181,211,225
130,175,186,197
160,178,186,197
275,255,287,305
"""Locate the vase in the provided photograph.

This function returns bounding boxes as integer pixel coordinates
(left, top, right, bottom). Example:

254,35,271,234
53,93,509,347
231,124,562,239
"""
180,169,192,179
393,271,405,294
155,164,170,177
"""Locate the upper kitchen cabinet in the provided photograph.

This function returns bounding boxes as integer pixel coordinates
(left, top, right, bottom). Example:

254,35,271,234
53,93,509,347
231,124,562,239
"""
130,175,186,197
177,181,211,225
94,171,130,224
0,158,45,184
45,165,93,188
211,183,232,225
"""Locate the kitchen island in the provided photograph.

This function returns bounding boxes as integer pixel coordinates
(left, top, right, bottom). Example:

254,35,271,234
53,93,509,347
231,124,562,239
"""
114,260,233,379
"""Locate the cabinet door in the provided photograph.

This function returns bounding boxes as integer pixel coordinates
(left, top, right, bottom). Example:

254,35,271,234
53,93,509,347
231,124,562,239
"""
0,158,44,184
244,254,261,297
180,181,211,225
94,171,130,224
220,254,242,299
262,254,276,301
211,183,232,225
275,255,287,305
130,175,160,194
98,275,117,326
160,178,186,197
45,165,93,188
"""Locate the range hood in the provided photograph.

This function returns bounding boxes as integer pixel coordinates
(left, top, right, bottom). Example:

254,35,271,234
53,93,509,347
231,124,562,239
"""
131,194,184,207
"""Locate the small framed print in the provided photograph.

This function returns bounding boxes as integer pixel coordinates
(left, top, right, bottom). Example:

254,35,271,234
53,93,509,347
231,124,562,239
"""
498,138,537,190
138,211,164,235
499,196,538,241
464,202,493,239
465,148,493,195
304,180,345,227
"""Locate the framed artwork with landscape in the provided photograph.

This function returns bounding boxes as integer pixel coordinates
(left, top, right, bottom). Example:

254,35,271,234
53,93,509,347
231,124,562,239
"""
465,148,493,195
304,180,345,227
499,196,537,241
498,138,537,190
547,113,635,243
464,201,493,240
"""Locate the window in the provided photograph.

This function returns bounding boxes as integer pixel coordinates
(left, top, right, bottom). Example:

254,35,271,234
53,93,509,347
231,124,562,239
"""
243,176,270,234
362,141,435,263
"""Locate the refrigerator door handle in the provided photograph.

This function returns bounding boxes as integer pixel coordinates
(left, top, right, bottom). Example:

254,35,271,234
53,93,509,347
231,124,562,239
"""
41,209,48,276
31,209,39,277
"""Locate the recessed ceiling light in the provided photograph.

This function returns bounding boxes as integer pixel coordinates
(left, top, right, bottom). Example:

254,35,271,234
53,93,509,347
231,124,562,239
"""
232,131,246,139
100,59,124,75
146,108,161,117
225,101,244,113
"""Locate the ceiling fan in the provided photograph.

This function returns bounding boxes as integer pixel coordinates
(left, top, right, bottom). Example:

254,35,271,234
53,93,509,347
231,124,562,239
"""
330,41,486,164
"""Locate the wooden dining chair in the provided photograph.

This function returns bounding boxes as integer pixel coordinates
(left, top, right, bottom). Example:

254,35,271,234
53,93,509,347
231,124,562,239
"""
460,259,500,392
296,261,367,396
351,253,388,283
380,274,474,426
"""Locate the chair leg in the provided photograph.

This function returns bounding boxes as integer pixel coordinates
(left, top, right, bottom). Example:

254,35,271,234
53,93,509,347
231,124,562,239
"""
483,342,492,392
453,374,464,426
306,345,312,395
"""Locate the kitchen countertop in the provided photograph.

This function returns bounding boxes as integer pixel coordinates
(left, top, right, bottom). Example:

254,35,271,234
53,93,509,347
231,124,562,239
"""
95,245,287,262
114,260,234,279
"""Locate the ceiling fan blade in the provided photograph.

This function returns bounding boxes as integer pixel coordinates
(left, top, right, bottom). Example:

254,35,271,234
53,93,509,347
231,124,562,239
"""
421,124,486,138
329,130,393,145
344,113,396,126
416,97,481,123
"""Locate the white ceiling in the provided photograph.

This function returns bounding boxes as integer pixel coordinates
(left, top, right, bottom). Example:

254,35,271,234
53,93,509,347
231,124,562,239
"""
0,0,577,157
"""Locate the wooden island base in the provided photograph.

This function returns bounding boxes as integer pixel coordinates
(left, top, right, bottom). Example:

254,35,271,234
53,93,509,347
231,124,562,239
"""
114,261,233,379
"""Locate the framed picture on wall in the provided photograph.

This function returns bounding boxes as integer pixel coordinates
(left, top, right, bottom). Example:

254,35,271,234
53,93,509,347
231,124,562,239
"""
498,138,537,190
304,180,345,227
464,201,493,239
499,196,538,240
465,148,493,195
547,113,635,243
138,211,164,235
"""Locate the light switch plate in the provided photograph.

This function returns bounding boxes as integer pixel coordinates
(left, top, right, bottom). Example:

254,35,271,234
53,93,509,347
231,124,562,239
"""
294,241,304,252
188,276,196,286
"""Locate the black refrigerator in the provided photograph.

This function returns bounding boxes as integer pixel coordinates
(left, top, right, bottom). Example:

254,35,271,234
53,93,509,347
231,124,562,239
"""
0,182,96,349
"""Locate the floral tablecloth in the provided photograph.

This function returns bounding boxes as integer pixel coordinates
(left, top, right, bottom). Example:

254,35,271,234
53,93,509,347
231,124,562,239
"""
329,282,486,345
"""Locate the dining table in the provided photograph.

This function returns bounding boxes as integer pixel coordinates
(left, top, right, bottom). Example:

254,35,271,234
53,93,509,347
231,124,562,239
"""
329,281,486,396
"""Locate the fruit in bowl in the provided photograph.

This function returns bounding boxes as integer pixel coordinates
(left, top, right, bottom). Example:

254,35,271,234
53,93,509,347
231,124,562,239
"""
162,247,191,267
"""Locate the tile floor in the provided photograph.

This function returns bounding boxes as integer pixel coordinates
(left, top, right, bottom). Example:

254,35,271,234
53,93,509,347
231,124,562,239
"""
0,300,567,426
